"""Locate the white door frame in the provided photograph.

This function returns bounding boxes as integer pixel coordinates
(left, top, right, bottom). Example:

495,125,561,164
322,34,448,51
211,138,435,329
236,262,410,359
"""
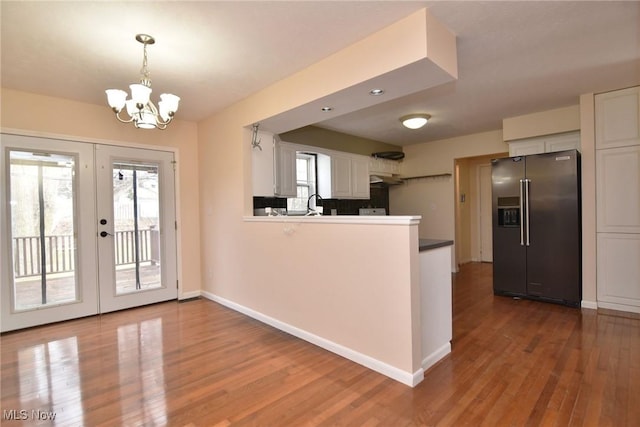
477,163,493,262
1,130,182,332
95,144,178,313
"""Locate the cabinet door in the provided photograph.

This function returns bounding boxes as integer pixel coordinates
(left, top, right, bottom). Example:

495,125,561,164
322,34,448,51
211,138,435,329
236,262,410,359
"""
596,145,640,233
597,233,640,312
331,154,352,198
351,156,370,199
274,142,297,197
545,132,580,153
596,86,640,149
508,138,545,156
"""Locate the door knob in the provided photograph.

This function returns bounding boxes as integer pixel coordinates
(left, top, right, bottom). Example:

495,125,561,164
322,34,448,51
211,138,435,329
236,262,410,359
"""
100,231,112,238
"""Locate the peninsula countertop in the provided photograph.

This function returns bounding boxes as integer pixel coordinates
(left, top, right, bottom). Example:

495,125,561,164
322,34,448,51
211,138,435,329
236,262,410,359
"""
419,239,454,252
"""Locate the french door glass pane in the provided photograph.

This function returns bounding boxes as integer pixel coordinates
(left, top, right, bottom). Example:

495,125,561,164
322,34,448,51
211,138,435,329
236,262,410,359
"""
112,162,162,295
9,150,78,311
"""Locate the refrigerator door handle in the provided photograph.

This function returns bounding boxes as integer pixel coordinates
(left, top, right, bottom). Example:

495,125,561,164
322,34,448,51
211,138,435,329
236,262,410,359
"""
519,179,525,246
524,178,531,246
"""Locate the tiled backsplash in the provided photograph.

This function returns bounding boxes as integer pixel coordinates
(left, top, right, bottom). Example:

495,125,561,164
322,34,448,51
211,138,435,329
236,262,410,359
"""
253,183,390,215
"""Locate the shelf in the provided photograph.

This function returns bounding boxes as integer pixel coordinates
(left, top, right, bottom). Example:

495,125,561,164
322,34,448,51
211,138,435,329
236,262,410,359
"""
401,173,452,181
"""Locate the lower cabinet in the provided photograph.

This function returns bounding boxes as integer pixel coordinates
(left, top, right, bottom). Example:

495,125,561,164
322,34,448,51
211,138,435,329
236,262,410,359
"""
597,233,640,312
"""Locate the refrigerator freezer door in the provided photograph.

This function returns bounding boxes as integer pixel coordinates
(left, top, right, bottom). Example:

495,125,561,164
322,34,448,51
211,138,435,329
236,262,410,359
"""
525,150,581,305
492,157,527,296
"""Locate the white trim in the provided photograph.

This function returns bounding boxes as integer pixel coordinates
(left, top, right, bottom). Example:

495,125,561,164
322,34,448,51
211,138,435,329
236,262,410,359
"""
201,290,423,387
581,300,598,310
597,301,640,314
179,290,201,300
244,215,421,226
422,342,452,372
0,128,185,299
1,127,174,153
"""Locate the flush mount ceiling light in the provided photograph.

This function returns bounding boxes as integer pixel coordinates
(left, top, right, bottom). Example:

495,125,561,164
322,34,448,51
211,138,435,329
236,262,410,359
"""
321,106,333,112
369,88,385,96
400,114,431,130
105,34,180,130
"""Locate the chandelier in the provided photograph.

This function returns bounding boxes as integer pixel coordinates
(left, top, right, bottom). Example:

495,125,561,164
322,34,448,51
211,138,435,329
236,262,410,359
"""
105,34,180,130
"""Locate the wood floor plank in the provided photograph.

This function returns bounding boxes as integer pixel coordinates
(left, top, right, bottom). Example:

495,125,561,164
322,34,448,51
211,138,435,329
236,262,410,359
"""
2,262,640,426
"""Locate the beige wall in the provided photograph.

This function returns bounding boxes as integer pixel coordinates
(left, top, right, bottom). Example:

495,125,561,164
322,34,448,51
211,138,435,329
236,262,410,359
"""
503,105,580,141
0,88,202,297
390,130,509,271
279,125,401,156
194,8,461,384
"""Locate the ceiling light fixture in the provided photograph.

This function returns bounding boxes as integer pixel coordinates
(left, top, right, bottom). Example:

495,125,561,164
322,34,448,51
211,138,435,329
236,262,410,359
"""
321,106,333,112
369,88,385,96
400,114,431,130
105,34,180,130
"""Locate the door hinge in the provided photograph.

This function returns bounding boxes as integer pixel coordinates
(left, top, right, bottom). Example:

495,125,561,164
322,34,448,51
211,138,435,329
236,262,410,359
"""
176,280,179,289
175,221,178,230
171,160,177,171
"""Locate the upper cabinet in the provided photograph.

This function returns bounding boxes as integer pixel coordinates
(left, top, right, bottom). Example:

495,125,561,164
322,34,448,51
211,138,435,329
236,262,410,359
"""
595,86,640,150
252,133,370,200
319,151,371,200
274,141,298,197
507,131,580,157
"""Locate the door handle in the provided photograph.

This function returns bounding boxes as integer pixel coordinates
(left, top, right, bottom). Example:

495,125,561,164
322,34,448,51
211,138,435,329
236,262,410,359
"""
99,231,112,238
519,179,525,246
524,178,531,246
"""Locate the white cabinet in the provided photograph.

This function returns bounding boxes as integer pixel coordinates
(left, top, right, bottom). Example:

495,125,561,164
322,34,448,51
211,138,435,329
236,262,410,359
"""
597,233,640,313
351,156,371,199
509,138,545,156
327,153,370,199
596,145,640,233
330,153,353,198
595,86,640,150
595,86,640,313
508,131,580,157
274,141,297,197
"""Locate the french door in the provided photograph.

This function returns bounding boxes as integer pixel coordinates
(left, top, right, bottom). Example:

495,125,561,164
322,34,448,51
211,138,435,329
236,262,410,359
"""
1,134,177,332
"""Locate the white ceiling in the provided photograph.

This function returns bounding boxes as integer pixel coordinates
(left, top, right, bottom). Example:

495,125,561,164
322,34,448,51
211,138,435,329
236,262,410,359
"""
2,1,639,146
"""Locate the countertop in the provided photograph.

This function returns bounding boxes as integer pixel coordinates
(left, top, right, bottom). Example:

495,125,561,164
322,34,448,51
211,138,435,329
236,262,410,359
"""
419,239,454,252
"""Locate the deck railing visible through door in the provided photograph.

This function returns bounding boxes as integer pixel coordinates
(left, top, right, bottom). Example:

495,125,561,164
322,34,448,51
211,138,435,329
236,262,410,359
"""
11,227,159,278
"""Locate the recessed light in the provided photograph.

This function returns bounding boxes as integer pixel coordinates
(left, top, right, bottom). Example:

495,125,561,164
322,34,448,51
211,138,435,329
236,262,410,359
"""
321,106,333,112
400,114,431,129
369,88,385,96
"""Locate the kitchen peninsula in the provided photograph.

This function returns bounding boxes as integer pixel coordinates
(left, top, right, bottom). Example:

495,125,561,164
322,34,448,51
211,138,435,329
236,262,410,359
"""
220,214,454,387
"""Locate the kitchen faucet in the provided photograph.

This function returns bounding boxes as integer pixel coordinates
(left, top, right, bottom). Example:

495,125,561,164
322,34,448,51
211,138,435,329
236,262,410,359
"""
306,193,323,215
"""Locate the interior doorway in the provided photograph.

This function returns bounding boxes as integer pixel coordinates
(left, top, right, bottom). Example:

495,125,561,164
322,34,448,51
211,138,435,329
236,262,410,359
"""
454,152,507,268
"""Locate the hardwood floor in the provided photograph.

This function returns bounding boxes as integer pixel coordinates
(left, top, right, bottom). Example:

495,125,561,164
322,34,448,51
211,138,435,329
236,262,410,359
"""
2,263,639,426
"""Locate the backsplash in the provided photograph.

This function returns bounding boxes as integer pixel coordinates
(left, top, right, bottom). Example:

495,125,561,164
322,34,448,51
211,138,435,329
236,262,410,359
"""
253,183,389,215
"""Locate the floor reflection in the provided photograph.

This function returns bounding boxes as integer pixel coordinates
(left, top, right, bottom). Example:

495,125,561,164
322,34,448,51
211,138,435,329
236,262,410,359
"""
17,336,84,422
117,317,167,426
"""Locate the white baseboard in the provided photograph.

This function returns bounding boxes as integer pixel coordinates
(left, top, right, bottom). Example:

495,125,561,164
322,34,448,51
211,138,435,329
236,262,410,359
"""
201,290,423,387
581,300,598,310
179,290,201,300
597,301,640,314
422,342,451,372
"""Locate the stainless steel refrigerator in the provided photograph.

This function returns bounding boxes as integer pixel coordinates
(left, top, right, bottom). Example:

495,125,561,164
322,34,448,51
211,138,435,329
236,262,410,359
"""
491,149,581,307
